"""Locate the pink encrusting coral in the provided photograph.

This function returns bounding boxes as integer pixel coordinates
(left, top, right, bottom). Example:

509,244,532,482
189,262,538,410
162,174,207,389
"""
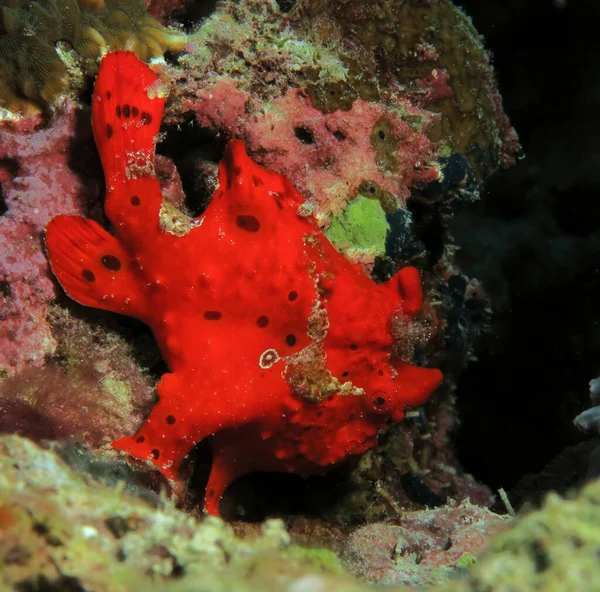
185,81,441,222
0,105,93,375
0,107,186,377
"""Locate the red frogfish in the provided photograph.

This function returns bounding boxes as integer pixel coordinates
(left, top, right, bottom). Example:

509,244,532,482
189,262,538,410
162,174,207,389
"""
45,51,443,515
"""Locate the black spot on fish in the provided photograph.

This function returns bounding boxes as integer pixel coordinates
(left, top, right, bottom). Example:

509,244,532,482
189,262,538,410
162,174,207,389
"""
204,310,222,320
236,214,261,232
101,255,121,271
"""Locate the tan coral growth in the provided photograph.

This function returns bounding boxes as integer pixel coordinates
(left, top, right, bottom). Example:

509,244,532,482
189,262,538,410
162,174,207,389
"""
0,0,185,116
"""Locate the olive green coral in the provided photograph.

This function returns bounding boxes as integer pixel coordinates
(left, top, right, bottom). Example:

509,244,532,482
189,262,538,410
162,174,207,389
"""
0,0,185,115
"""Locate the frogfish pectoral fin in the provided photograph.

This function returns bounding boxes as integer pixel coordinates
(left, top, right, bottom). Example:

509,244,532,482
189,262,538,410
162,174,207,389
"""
45,215,149,320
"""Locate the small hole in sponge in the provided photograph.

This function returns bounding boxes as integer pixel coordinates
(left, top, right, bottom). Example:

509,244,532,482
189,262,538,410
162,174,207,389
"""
82,269,95,282
374,397,386,407
288,290,298,301
151,449,160,459
257,315,269,328
136,436,145,443
131,195,141,206
166,415,176,425
286,334,297,346
294,126,314,145
349,343,358,350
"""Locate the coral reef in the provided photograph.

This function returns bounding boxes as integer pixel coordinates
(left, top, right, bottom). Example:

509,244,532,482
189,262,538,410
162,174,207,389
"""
0,0,185,116
0,303,156,446
342,502,509,587
0,0,520,529
3,432,600,591
0,434,364,592
0,103,93,375
171,0,517,228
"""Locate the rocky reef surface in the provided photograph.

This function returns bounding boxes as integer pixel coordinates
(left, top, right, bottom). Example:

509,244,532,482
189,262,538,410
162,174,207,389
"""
2,433,599,591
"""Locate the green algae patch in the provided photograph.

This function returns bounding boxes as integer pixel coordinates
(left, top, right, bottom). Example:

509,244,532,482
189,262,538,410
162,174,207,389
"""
286,545,346,575
325,195,390,264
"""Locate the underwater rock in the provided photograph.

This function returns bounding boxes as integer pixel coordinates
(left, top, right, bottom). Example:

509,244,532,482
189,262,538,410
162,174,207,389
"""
0,304,157,446
3,432,599,592
0,434,366,591
342,502,509,587
442,478,600,591
173,0,518,228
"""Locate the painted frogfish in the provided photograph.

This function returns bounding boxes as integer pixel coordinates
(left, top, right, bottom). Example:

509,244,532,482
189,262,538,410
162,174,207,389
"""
46,52,443,515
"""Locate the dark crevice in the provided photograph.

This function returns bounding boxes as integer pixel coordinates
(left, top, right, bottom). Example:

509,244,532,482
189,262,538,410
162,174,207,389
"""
157,115,227,218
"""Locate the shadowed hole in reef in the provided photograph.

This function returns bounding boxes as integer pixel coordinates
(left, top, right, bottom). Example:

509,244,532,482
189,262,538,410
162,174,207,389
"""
184,441,347,521
157,116,228,218
0,157,19,215
0,186,7,216
174,0,219,31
